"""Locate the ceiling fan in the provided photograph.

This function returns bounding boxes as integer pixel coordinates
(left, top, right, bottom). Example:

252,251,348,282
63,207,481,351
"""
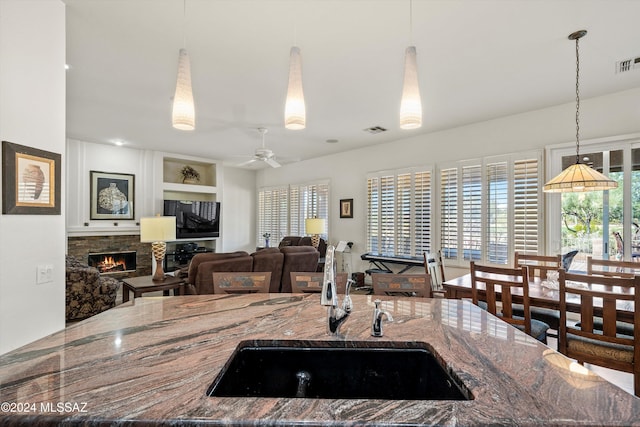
238,128,281,168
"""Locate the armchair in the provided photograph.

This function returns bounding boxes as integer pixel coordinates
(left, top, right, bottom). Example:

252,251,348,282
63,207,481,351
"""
65,256,120,321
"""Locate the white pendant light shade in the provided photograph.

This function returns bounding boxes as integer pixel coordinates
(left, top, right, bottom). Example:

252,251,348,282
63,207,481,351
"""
400,46,422,130
172,48,195,131
284,46,306,130
543,163,618,193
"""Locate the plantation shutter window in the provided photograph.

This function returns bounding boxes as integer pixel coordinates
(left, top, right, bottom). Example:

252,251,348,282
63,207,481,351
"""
367,167,433,257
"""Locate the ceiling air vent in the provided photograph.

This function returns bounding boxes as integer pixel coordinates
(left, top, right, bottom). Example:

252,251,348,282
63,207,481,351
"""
364,126,387,134
615,56,640,74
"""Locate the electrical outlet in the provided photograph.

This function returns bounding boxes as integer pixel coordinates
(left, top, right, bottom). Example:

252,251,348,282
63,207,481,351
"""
36,264,54,284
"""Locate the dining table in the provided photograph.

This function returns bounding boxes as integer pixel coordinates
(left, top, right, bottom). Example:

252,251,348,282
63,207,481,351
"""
443,272,635,324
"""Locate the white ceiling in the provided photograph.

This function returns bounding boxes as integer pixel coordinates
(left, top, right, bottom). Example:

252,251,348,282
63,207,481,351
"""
64,0,640,168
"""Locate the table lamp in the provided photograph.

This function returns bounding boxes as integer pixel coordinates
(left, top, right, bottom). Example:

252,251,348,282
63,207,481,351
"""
305,217,325,249
140,215,176,282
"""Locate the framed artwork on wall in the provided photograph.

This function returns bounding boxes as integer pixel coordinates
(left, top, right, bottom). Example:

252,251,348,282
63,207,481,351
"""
90,171,135,220
340,198,353,218
2,141,61,215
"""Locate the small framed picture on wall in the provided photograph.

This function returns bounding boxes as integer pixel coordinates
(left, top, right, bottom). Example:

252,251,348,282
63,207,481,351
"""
340,198,353,218
2,141,61,215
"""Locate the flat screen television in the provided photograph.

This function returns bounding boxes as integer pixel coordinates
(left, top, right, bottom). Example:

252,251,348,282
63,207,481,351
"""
163,200,220,239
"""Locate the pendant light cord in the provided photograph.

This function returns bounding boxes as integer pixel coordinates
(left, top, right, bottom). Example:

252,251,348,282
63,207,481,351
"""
409,0,413,44
575,35,580,164
182,0,187,48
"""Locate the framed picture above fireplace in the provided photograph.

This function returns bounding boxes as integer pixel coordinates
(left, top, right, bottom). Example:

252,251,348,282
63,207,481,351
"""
90,171,135,220
2,141,61,215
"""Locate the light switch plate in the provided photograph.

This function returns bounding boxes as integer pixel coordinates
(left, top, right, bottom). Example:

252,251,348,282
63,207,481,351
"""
37,264,54,284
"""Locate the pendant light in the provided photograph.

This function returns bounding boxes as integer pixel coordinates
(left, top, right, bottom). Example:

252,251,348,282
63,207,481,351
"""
285,46,306,130
399,0,422,130
543,30,617,193
172,0,195,131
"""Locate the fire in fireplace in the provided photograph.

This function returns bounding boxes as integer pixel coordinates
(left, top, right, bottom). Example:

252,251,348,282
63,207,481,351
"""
88,251,136,274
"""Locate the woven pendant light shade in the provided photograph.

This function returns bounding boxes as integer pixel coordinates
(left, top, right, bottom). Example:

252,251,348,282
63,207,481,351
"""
284,46,306,130
172,48,195,131
400,46,422,130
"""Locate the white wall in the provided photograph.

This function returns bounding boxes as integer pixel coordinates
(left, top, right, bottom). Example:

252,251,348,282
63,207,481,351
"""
0,0,66,353
257,87,640,276
220,167,256,253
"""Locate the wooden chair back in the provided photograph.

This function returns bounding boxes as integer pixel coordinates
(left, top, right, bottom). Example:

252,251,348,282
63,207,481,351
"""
290,272,348,293
587,256,640,278
514,252,561,279
424,250,446,291
558,270,640,396
212,272,271,294
470,261,532,336
371,273,432,297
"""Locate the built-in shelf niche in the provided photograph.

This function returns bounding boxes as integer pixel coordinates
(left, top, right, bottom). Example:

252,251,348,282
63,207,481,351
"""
163,157,217,187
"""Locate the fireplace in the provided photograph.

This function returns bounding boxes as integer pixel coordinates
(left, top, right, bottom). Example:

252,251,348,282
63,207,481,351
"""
88,251,137,275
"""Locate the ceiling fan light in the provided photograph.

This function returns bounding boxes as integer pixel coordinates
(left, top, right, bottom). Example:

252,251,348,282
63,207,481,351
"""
285,46,306,130
172,48,195,131
400,46,422,130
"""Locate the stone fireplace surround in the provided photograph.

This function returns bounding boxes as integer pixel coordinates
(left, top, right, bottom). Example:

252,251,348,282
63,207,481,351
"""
67,235,152,277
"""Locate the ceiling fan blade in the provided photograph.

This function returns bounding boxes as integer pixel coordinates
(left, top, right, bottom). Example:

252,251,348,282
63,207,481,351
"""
238,158,258,167
265,157,281,168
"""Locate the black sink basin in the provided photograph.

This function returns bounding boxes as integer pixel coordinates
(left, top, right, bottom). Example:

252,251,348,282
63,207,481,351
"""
207,340,471,400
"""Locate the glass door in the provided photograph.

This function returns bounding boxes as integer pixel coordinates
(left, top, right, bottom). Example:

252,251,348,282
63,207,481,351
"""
560,149,624,266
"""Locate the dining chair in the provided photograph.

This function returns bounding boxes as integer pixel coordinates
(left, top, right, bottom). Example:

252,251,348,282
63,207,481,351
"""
290,272,348,293
558,269,640,397
587,256,640,278
470,261,549,343
212,272,271,294
424,250,446,291
371,273,432,297
513,252,562,340
514,252,562,279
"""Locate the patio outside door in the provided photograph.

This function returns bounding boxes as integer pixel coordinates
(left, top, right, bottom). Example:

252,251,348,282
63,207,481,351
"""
560,147,640,266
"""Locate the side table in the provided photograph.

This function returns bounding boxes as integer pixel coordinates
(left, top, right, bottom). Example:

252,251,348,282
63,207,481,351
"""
121,275,185,303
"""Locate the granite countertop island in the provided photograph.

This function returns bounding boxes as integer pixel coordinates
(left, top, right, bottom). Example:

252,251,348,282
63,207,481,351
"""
1,293,639,426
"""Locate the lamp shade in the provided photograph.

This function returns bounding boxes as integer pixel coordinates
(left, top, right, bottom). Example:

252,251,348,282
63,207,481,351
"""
543,163,618,193
399,46,422,130
284,46,306,130
305,218,325,235
172,48,195,131
140,216,176,242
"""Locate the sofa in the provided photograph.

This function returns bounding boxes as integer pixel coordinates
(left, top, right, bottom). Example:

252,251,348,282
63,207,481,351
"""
182,246,319,294
279,236,326,272
250,248,284,293
184,251,253,295
280,246,320,292
65,255,121,321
